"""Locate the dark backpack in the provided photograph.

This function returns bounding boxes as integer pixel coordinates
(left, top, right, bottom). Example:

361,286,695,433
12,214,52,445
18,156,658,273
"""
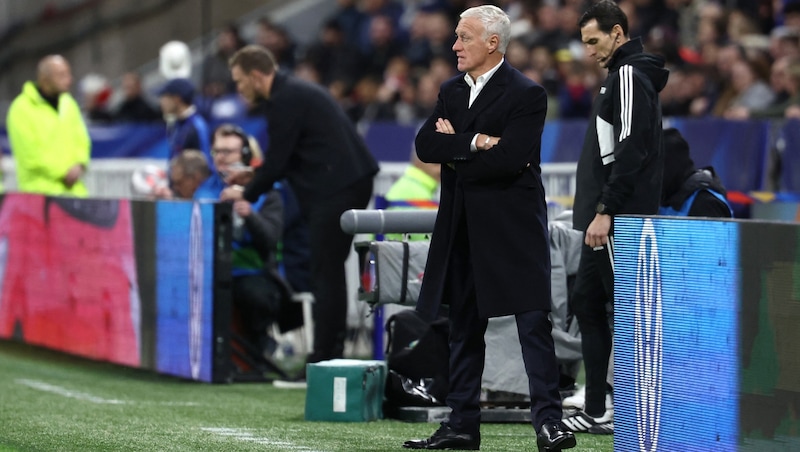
384,309,450,406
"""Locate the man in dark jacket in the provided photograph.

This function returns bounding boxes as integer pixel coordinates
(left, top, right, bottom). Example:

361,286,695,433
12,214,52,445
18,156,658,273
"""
564,0,669,434
220,45,379,370
158,78,213,173
659,128,733,218
403,5,575,451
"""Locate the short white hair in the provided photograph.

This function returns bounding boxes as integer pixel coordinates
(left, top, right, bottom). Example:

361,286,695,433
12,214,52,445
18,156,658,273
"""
460,5,511,54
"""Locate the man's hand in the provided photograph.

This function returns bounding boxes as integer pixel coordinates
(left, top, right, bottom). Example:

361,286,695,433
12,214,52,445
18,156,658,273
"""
585,213,612,248
152,185,174,200
786,105,800,119
63,164,85,188
724,105,750,120
223,166,254,186
435,118,455,134
220,185,245,202
479,133,499,151
233,200,253,218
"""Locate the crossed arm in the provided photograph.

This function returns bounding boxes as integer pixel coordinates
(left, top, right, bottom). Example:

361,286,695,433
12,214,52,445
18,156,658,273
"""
434,118,499,151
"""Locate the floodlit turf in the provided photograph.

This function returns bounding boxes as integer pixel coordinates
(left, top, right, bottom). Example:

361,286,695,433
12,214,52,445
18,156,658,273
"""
0,341,613,451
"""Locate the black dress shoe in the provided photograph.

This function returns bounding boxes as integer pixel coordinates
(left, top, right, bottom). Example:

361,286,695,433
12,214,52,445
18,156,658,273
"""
537,421,576,452
403,422,480,450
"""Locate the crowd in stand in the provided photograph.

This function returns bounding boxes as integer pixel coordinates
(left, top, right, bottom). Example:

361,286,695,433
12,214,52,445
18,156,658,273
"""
72,0,800,128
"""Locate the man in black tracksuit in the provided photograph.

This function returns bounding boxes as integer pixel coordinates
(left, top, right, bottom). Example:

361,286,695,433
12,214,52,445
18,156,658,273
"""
564,0,669,434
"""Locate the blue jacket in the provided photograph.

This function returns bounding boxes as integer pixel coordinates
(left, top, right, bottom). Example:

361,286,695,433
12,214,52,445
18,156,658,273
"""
166,108,214,173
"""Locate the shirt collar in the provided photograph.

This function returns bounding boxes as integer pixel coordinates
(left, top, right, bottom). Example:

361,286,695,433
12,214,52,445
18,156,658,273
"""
464,58,505,88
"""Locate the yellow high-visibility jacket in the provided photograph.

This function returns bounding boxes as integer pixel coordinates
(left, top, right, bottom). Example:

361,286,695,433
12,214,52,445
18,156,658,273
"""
6,81,90,196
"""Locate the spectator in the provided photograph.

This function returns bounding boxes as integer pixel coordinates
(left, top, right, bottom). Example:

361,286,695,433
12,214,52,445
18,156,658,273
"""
6,55,90,197
153,149,212,200
361,14,406,79
302,19,363,90
727,8,761,42
530,45,561,96
255,18,297,70
353,0,407,53
661,64,709,117
768,54,795,105
292,61,323,85
769,26,800,60
406,10,457,70
222,45,379,376
725,55,800,119
377,56,413,111
157,78,214,173
557,59,594,119
427,54,458,84
329,0,367,47
530,2,570,52
347,75,395,126
784,1,800,28
412,72,440,120
505,38,531,70
719,58,776,117
702,43,746,116
113,72,161,123
203,23,246,98
392,77,420,124
79,73,114,123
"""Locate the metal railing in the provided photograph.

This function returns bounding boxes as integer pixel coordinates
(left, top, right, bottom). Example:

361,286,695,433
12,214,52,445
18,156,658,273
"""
1,159,578,213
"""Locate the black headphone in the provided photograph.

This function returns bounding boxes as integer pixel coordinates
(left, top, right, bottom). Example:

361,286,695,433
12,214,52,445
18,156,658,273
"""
213,123,253,166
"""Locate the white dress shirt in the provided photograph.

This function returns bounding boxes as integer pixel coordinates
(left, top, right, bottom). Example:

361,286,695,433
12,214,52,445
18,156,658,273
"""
466,58,504,151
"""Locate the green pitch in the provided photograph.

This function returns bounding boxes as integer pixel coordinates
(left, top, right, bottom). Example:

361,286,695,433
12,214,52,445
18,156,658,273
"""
0,341,613,451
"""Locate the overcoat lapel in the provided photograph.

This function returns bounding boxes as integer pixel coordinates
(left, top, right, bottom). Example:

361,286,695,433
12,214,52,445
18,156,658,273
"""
458,63,509,132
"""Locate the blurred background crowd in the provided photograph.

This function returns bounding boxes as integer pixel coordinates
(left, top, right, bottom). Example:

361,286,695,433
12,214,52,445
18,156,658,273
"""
5,0,800,129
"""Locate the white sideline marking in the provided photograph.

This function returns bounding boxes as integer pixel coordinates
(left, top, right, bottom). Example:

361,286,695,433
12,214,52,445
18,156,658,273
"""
201,427,322,451
16,379,199,406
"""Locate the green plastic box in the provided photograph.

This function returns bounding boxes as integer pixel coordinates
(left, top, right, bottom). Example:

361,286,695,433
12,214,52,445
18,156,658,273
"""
305,359,387,422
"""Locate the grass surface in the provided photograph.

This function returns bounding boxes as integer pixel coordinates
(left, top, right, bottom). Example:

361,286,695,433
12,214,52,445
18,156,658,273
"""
0,341,613,451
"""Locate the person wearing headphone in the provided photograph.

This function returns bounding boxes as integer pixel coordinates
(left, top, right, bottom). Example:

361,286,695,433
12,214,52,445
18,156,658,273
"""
203,123,304,361
193,123,259,199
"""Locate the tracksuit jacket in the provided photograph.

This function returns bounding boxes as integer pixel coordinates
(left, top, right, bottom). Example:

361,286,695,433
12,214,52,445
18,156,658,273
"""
573,38,669,232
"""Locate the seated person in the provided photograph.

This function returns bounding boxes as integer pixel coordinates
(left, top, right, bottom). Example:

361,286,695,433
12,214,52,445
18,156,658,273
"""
659,128,733,218
203,124,310,292
204,123,303,357
153,150,211,200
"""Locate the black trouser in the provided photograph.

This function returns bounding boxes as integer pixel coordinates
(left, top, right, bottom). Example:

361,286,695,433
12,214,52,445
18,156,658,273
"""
445,216,562,435
233,274,282,349
570,242,614,417
306,176,374,363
